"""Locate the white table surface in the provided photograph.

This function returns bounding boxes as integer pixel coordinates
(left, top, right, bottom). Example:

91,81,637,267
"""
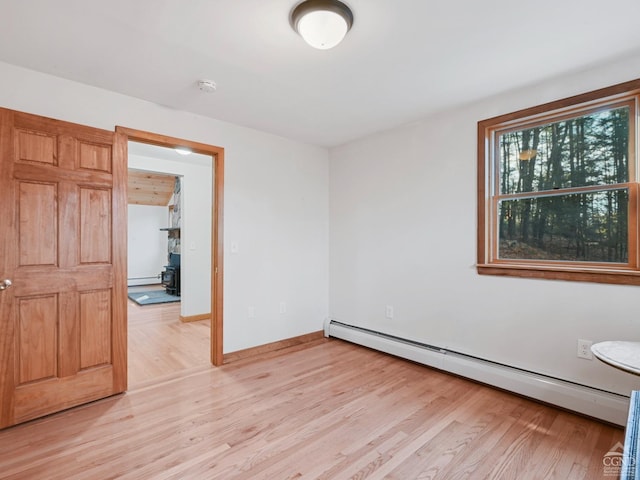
591,341,640,375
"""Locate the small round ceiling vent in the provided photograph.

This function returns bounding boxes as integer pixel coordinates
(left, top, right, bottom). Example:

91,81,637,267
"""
198,79,217,93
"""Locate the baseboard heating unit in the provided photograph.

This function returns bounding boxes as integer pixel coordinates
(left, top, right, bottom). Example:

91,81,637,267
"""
325,319,630,426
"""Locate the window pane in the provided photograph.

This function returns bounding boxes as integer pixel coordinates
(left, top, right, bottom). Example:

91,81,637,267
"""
499,107,629,194
498,189,628,263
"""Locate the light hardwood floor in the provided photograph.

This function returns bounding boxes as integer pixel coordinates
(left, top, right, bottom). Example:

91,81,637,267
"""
0,330,623,479
127,291,210,386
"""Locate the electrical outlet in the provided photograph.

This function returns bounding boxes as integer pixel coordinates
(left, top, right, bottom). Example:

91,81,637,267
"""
577,339,593,360
279,302,287,314
248,306,255,319
385,305,394,319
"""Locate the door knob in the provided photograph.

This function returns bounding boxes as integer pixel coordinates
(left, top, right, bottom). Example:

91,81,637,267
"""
0,279,12,290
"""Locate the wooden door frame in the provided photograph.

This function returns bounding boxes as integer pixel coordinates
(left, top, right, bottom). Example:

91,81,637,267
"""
116,127,224,366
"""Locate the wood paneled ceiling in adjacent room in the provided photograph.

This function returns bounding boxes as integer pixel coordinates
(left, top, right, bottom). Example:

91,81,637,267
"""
128,170,175,206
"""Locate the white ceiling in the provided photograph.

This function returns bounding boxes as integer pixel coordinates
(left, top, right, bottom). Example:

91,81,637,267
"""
1,0,640,147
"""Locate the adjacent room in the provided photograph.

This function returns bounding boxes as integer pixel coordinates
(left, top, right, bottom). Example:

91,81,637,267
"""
126,141,214,386
1,1,640,478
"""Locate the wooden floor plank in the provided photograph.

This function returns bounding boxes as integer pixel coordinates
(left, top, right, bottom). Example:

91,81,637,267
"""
127,296,210,387
0,335,624,479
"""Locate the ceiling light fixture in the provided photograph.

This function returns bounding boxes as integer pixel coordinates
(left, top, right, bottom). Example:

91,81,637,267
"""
291,0,353,50
518,149,537,161
174,147,192,155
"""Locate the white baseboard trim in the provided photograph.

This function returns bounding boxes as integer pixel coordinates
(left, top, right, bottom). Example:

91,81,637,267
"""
127,279,161,287
327,320,629,426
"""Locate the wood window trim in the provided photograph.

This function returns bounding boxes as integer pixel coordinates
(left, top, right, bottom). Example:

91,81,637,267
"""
477,78,640,285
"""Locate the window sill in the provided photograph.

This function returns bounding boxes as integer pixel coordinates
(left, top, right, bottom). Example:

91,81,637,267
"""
477,263,640,286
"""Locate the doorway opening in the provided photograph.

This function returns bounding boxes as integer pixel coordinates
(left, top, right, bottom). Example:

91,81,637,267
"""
117,127,224,377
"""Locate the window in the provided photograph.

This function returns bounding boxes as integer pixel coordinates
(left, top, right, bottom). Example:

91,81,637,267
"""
477,79,640,285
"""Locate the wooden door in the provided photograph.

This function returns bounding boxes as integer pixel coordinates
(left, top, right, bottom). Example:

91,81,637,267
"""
0,108,127,428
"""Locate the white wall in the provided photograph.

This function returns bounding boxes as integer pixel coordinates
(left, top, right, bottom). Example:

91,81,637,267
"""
329,52,640,397
127,204,167,286
128,153,212,317
0,60,329,354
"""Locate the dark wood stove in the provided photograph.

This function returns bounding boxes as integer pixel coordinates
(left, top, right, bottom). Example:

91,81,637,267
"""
161,253,181,296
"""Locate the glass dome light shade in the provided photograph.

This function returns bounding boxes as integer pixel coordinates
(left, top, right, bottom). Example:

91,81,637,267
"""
291,0,353,50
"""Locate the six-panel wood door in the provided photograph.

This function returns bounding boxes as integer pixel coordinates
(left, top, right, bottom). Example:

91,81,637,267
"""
0,108,127,428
